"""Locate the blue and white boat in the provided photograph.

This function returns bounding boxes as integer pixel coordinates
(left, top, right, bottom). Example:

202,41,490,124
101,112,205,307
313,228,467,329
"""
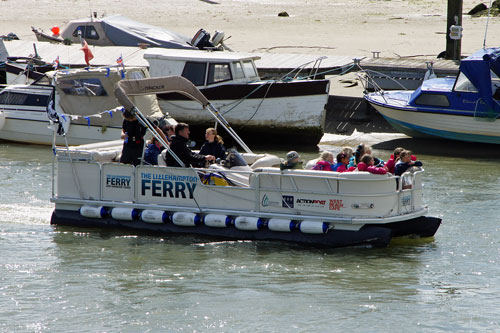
365,48,500,144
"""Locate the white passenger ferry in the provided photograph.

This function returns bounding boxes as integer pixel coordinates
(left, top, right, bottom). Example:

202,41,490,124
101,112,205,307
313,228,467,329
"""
50,76,441,248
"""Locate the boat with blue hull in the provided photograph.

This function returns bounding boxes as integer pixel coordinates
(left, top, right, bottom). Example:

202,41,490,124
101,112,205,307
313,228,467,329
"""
50,76,441,248
365,48,500,144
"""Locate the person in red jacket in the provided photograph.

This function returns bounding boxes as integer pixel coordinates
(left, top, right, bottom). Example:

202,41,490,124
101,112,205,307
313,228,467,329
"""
356,154,389,174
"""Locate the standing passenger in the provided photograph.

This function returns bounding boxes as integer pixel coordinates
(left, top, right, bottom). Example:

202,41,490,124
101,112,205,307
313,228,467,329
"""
120,110,147,166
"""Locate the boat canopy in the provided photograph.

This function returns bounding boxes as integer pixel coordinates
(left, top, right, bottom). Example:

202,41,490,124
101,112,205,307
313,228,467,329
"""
459,47,500,113
99,15,195,49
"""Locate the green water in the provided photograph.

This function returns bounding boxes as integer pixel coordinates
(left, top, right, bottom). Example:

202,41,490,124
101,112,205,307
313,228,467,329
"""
1,141,500,332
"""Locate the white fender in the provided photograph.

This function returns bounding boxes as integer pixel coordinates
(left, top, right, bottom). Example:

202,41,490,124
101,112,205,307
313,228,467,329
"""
0,110,5,130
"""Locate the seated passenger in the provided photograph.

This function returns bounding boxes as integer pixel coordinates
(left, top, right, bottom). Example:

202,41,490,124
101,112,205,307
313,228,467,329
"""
332,152,350,172
348,143,365,168
280,151,302,170
394,150,423,176
199,127,226,160
312,151,334,171
356,154,388,174
165,123,215,167
385,147,404,174
144,137,163,165
364,145,384,167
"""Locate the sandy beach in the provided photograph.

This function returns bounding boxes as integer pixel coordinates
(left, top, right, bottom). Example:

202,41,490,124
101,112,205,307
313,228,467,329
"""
1,0,499,59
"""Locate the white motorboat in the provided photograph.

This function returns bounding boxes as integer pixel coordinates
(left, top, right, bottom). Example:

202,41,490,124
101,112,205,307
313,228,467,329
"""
0,66,174,145
144,49,331,145
50,76,441,248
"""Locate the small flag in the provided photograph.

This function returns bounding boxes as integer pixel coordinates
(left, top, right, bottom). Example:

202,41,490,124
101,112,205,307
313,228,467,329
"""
120,69,125,79
116,55,123,66
105,68,110,77
52,56,59,70
80,39,94,66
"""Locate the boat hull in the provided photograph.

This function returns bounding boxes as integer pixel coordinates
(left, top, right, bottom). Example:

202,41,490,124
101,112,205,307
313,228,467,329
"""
157,80,329,145
0,116,121,145
52,209,437,248
368,100,500,144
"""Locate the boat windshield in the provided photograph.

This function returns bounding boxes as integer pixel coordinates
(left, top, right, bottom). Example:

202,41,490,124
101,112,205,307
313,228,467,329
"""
453,72,478,93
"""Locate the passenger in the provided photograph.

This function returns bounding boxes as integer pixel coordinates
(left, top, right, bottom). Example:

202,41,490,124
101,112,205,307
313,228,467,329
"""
341,146,354,160
348,143,365,168
312,151,334,171
162,124,175,144
199,127,227,160
385,147,404,174
165,123,215,167
280,151,302,170
364,145,385,167
356,154,388,174
331,152,350,172
119,110,147,166
144,136,164,165
394,150,423,176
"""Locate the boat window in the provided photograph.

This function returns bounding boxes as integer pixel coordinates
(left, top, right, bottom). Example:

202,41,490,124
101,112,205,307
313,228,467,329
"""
72,25,100,40
207,63,232,84
414,93,450,107
233,62,245,79
0,91,50,107
181,62,207,86
58,78,107,96
242,60,257,78
128,71,146,80
491,70,500,100
453,72,478,92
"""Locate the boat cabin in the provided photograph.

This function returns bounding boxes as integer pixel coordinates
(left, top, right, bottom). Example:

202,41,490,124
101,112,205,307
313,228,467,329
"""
144,49,261,88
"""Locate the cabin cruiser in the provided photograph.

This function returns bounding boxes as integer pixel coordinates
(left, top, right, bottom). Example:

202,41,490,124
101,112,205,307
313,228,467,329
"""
0,66,175,145
365,47,500,144
50,76,441,248
144,49,330,145
32,15,230,51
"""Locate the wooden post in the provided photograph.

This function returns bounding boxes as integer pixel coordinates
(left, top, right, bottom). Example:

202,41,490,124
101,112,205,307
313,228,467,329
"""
446,0,463,60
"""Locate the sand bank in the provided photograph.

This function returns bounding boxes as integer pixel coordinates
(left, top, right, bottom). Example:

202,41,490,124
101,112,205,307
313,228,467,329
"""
0,0,499,59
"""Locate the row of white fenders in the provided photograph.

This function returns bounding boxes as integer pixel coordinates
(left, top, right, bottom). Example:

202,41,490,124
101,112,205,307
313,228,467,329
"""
80,206,329,234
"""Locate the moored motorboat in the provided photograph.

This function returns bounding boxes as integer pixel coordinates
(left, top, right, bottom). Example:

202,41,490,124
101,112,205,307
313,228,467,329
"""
144,49,330,145
0,66,175,145
364,47,500,144
50,76,441,248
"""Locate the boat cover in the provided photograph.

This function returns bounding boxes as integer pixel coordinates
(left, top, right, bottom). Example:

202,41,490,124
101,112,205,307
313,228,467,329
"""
459,47,500,114
101,15,195,49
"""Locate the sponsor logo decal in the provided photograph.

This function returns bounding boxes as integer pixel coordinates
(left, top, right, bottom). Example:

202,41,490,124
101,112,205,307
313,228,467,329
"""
295,198,326,208
261,194,280,207
141,173,197,199
329,199,344,211
282,195,294,208
401,195,411,206
106,175,131,189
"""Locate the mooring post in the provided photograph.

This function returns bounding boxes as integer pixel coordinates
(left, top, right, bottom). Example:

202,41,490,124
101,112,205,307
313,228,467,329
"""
446,0,463,60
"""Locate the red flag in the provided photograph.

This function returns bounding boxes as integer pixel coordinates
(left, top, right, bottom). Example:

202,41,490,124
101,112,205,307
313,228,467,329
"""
80,39,94,66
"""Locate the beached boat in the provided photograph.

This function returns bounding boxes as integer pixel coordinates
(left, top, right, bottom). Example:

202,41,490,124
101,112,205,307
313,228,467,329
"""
364,48,500,144
144,49,330,145
50,75,441,248
32,15,229,51
0,65,174,145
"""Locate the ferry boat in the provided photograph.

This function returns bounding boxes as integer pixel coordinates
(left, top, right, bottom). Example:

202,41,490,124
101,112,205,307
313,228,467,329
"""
50,76,441,248
365,47,500,144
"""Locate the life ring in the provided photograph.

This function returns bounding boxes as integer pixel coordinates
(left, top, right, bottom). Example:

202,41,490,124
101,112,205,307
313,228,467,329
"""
0,111,5,130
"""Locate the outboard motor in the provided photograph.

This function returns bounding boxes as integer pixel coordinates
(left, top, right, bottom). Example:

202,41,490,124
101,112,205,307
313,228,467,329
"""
222,151,248,169
191,29,214,49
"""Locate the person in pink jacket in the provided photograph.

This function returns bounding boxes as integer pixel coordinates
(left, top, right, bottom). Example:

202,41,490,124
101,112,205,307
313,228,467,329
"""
312,151,334,171
356,154,388,174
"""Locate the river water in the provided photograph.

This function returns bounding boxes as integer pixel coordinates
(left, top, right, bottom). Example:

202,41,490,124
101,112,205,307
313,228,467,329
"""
1,140,500,332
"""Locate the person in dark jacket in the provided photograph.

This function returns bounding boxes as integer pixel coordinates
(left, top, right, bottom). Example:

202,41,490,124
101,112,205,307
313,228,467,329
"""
394,150,423,176
120,110,147,166
165,123,215,167
199,127,226,160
